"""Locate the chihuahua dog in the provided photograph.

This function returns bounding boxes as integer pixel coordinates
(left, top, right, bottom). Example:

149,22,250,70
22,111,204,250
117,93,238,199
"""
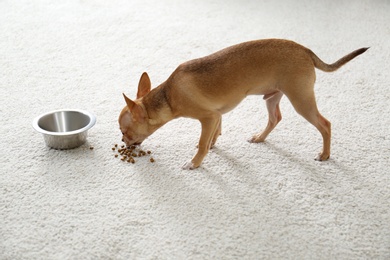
119,39,368,169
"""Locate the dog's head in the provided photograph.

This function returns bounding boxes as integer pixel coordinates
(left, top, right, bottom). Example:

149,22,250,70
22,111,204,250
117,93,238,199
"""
119,72,153,146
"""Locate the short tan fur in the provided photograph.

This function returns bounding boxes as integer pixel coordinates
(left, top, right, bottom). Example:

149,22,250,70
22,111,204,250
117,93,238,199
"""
119,39,368,169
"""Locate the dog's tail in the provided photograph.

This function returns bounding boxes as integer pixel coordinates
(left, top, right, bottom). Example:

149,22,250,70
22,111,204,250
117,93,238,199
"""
309,47,369,72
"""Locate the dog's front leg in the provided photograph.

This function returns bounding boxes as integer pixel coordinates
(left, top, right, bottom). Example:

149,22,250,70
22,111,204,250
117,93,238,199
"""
182,114,221,170
211,118,222,148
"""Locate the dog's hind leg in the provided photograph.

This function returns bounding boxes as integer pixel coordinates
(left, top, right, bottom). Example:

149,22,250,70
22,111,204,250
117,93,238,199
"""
284,84,331,161
249,91,283,143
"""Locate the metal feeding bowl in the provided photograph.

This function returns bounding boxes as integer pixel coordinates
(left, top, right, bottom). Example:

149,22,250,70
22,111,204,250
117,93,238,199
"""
33,109,96,149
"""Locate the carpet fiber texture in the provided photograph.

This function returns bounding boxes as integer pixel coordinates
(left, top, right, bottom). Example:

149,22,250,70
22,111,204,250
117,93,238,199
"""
1,0,389,259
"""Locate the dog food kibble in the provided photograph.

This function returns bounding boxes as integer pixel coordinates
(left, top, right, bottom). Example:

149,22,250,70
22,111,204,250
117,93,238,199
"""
112,143,155,165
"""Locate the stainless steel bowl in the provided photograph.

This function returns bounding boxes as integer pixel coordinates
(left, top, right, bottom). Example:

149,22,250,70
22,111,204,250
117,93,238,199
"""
33,109,96,149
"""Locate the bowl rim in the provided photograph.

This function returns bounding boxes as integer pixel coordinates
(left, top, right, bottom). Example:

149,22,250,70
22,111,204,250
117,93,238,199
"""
32,109,96,136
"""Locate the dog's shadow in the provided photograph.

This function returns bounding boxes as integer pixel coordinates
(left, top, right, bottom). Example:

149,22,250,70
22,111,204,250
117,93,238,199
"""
210,141,357,178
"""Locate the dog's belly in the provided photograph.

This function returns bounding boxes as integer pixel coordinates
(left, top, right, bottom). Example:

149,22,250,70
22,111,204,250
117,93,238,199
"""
216,103,241,114
213,93,253,114
205,83,278,114
215,91,274,114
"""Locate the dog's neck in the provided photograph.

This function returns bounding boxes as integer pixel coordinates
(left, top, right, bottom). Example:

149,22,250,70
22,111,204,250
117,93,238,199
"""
142,82,175,129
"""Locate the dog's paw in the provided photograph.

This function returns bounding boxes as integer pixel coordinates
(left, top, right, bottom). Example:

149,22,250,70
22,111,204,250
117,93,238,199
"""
247,137,255,143
248,134,266,143
182,161,197,170
315,153,330,161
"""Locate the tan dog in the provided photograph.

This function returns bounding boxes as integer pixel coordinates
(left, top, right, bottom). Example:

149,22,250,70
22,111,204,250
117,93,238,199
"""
119,39,368,169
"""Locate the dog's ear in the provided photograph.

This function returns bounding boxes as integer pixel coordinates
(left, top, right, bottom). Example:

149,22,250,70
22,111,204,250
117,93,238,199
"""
137,72,151,99
123,93,146,123
123,93,136,110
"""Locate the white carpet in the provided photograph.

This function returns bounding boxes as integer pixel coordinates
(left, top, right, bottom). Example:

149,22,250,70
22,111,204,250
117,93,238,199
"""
1,0,389,259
